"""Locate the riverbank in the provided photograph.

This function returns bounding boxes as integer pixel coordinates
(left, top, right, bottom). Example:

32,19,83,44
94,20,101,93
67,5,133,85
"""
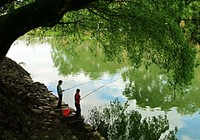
0,57,105,140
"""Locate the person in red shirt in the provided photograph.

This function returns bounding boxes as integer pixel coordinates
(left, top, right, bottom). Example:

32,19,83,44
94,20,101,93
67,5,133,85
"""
74,88,81,118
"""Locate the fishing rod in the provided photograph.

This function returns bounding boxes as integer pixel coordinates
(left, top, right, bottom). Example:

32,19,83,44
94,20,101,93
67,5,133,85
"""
63,77,112,91
81,77,121,100
63,81,90,91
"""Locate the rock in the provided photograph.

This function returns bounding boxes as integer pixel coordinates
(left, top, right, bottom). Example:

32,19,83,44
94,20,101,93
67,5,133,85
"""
43,105,52,110
31,109,43,114
0,57,106,140
88,131,106,140
30,135,38,140
49,111,56,115
44,135,49,139
71,135,79,140
49,94,57,99
84,124,95,132
38,106,44,110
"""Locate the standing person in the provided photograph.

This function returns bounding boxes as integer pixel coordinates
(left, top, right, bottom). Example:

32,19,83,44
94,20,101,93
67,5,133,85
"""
74,88,81,119
57,80,65,108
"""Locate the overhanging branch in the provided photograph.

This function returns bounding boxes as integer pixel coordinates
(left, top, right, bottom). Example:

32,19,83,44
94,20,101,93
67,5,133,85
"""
0,0,16,7
58,20,84,25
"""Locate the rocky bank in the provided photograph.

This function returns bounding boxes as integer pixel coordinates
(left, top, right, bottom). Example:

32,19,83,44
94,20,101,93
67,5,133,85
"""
0,57,105,140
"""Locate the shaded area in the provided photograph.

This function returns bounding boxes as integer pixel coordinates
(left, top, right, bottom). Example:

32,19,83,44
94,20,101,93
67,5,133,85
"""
0,57,104,140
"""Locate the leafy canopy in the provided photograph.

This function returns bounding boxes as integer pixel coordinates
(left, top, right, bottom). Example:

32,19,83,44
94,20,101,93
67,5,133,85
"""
1,0,199,88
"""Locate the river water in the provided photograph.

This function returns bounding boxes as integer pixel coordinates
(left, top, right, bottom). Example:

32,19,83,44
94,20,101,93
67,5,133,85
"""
7,40,200,140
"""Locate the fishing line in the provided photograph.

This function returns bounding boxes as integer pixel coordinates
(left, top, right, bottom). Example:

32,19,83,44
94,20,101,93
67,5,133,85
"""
81,77,121,100
63,77,111,91
63,81,90,91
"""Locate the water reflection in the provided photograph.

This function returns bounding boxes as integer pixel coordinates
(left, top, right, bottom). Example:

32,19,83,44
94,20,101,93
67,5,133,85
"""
178,112,200,139
89,99,177,140
7,39,200,140
51,37,127,79
122,66,200,115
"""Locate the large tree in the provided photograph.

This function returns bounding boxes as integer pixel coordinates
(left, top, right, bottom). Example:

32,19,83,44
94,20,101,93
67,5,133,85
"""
0,0,199,87
0,0,97,61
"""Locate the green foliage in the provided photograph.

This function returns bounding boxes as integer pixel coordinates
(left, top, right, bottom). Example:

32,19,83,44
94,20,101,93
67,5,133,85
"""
44,0,196,88
180,1,200,44
0,0,33,15
2,0,199,88
88,98,177,140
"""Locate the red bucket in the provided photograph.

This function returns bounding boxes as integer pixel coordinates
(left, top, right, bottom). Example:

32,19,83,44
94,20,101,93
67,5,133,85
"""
62,108,70,117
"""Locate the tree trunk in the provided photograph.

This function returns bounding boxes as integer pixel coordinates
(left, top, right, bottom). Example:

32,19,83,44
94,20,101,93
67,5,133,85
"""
0,0,96,62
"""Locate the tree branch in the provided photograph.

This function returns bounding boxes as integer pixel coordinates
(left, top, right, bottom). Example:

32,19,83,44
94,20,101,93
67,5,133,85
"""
0,0,16,8
58,20,84,25
0,0,98,62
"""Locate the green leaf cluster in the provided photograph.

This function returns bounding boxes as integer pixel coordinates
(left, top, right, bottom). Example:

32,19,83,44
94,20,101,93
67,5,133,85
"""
180,1,200,44
42,0,196,88
10,0,199,88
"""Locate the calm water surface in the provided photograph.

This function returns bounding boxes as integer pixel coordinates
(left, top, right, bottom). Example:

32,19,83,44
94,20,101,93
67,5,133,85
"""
7,40,200,140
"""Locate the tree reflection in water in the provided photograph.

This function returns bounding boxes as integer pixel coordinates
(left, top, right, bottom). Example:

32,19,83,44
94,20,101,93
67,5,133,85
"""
88,98,177,140
122,65,200,115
